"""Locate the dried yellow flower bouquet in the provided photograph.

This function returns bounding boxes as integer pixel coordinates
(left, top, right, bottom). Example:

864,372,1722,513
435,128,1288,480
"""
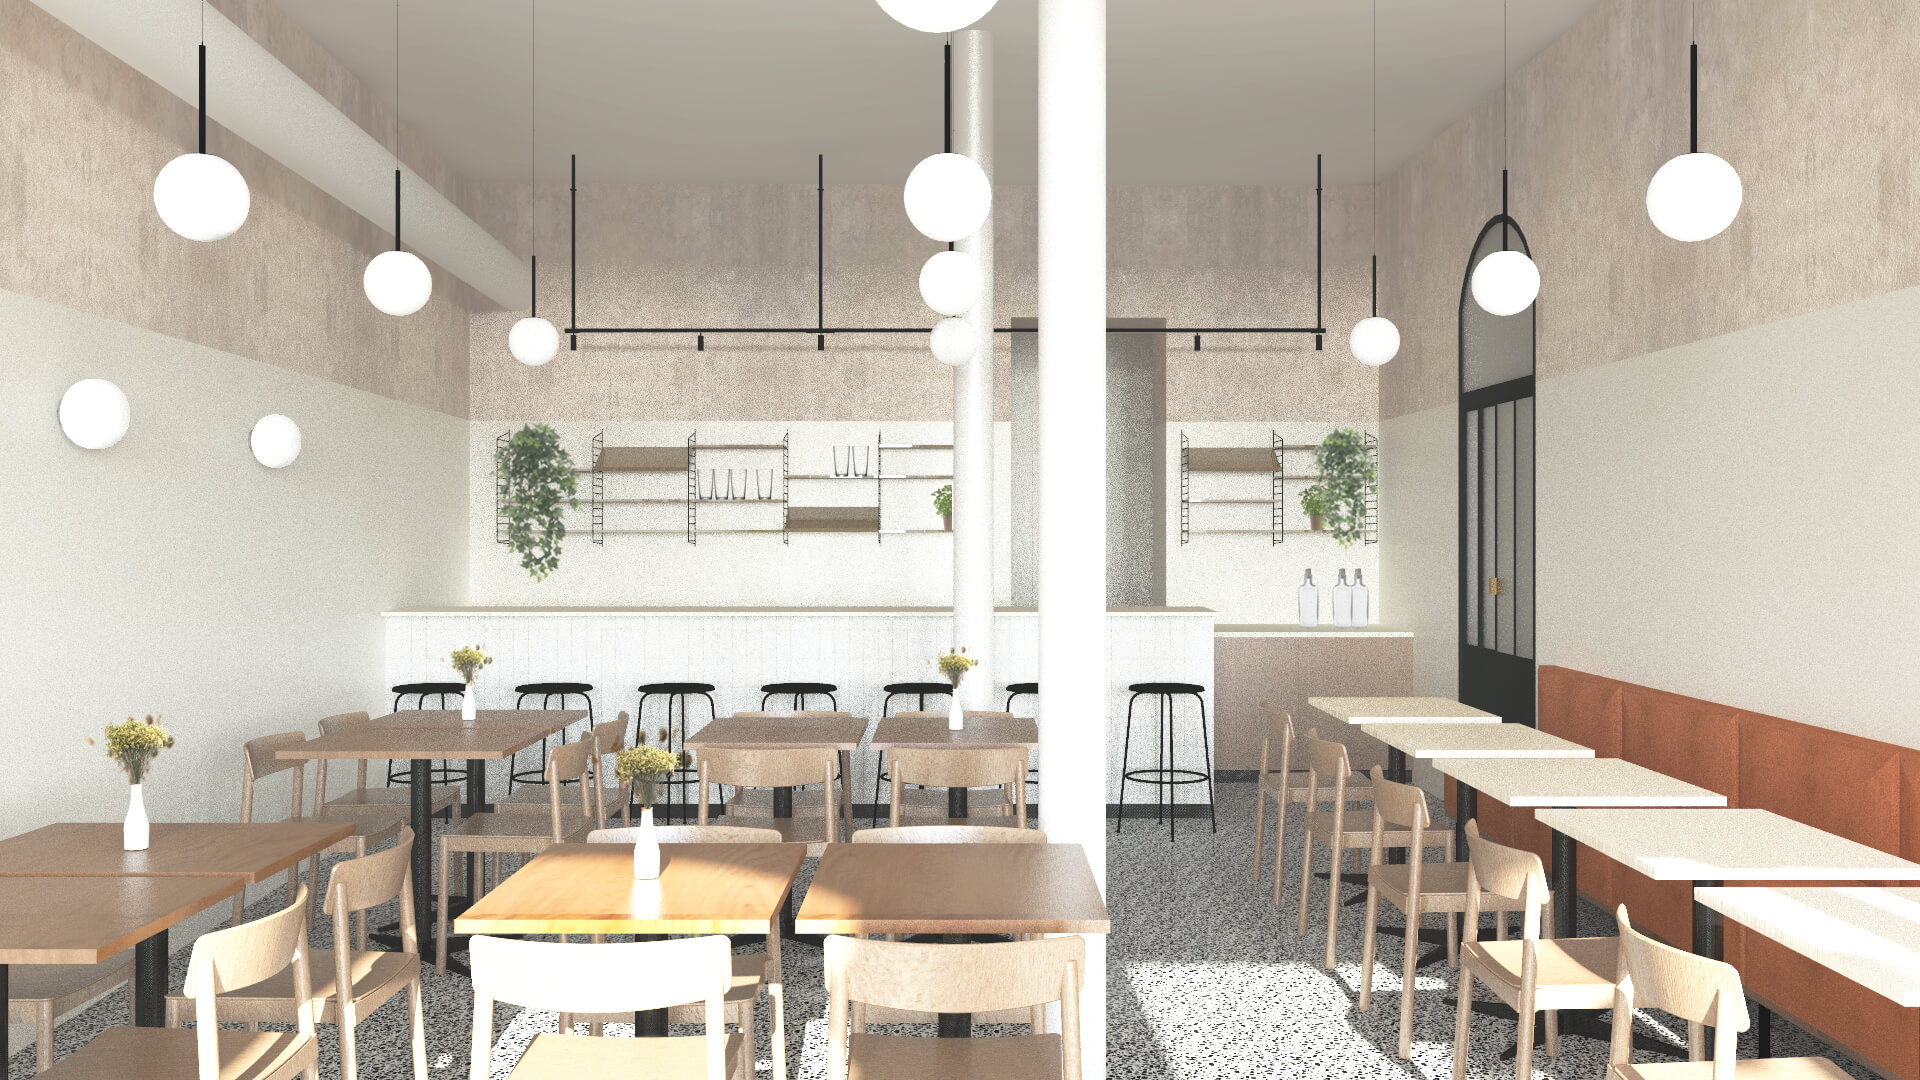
91,715,174,785
935,647,978,688
615,727,686,809
449,645,492,684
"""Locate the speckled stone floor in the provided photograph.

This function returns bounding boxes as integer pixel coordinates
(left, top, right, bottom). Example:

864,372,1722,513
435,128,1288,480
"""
7,783,1881,1079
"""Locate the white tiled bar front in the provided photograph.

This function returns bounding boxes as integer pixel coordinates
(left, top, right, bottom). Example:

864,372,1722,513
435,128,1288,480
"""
382,607,1216,809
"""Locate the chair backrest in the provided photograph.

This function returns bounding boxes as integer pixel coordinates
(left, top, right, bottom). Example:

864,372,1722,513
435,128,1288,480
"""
696,747,839,841
1256,702,1294,778
588,712,631,822
325,827,415,956
589,824,783,844
824,936,1084,1080
185,885,316,1076
730,710,854,720
854,825,1048,844
1366,766,1431,834
469,935,731,1080
1463,819,1549,939
316,712,373,791
240,731,307,823
1611,905,1748,1073
543,738,597,837
1299,728,1353,814
891,710,1018,722
888,746,1028,827
590,712,629,757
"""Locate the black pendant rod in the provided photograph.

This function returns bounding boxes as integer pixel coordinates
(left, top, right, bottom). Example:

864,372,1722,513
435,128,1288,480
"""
1371,254,1378,318
569,152,577,351
393,168,402,251
944,40,955,253
1689,41,1704,154
1500,168,1509,251
1314,153,1323,351
530,255,537,318
197,43,207,154
817,153,825,351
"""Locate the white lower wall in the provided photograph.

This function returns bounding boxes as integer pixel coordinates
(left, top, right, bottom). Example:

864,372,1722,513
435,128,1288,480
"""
0,287,469,832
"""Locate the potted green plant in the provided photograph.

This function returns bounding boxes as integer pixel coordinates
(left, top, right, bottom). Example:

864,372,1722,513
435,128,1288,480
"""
933,484,954,531
1298,428,1376,548
496,424,578,581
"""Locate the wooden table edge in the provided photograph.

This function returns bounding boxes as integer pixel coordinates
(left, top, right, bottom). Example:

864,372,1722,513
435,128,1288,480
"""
0,875,247,964
792,918,1113,935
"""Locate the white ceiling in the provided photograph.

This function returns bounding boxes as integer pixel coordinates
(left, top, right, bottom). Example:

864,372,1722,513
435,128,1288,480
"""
271,0,1606,188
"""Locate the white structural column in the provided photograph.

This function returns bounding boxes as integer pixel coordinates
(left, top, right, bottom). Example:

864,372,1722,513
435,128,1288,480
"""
952,31,995,706
1037,0,1107,1075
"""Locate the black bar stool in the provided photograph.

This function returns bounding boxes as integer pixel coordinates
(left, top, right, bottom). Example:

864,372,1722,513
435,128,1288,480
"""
1003,682,1042,794
1116,681,1216,840
637,682,717,823
871,681,954,827
507,682,594,791
759,681,838,710
387,682,470,787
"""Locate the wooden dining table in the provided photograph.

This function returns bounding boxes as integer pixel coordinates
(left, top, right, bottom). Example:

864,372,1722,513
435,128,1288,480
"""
794,841,1110,1038
869,714,1040,817
277,710,582,955
1308,696,1500,784
684,714,869,834
455,841,806,1036
0,821,350,1033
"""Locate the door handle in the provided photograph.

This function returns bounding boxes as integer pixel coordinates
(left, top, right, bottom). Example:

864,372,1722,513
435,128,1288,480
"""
1488,576,1502,596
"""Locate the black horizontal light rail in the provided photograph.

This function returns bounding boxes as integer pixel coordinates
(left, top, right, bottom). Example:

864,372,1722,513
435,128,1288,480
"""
561,326,1328,335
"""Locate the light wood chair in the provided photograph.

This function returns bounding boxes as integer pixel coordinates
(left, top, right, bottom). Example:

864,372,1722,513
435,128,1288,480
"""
240,731,404,927
872,711,1021,829
886,745,1029,828
854,825,1049,844
724,710,854,815
436,738,599,972
167,829,426,1080
468,934,738,1080
824,935,1085,1080
8,957,132,1073
39,887,319,1080
697,747,840,854
496,711,633,825
581,824,785,1080
1296,729,1418,968
1357,766,1483,1059
1607,905,1849,1080
1252,703,1374,903
1452,820,1619,1080
312,712,462,824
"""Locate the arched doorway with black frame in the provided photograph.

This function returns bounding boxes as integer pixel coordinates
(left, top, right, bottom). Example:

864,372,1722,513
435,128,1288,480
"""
1458,216,1537,726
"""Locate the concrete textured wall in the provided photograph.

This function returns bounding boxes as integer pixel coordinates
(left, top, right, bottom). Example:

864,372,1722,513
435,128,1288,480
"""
1375,0,1920,742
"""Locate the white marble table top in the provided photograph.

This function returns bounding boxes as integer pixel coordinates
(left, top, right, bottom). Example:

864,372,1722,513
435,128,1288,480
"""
1362,723,1594,760
1308,696,1500,725
1534,809,1920,881
1438,757,1725,807
1692,887,1920,1007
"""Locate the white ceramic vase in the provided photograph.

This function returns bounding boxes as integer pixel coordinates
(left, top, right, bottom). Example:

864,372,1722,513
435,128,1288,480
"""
461,686,477,720
633,806,661,879
947,695,965,732
124,783,149,851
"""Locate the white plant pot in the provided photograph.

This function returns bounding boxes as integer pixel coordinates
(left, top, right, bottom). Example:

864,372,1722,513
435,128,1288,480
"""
947,697,965,732
124,783,149,851
461,689,477,721
633,807,662,880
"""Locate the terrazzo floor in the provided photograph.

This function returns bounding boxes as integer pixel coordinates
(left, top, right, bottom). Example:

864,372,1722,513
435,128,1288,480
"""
7,783,1880,1079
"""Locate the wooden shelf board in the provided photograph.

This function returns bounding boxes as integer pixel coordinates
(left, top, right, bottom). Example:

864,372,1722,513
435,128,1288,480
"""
789,474,953,481
1187,529,1344,536
595,446,687,472
786,506,882,533
698,444,786,451
877,444,954,450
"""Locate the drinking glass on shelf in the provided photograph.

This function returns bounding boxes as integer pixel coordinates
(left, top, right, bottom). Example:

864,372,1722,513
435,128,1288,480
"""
833,446,846,477
760,469,775,500
855,446,870,478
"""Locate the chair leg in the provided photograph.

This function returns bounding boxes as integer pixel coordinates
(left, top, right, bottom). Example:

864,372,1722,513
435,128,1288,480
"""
1398,898,1421,1059
1451,968,1474,1080
1251,786,1269,882
1271,794,1290,907
1194,693,1217,833
37,1000,54,1072
436,843,451,973
1514,981,1537,1080
1447,907,1460,968
871,750,886,830
338,999,359,1080
1323,840,1343,969
1544,1008,1560,1058
1358,885,1380,1011
232,886,247,928
1296,834,1316,936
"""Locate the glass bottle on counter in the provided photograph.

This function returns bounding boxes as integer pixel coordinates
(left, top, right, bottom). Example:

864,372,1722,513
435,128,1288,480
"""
1297,570,1319,628
1350,569,1370,628
1332,570,1353,628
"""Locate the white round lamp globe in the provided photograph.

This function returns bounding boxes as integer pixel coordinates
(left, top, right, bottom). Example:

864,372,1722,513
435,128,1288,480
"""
903,153,991,243
918,250,981,317
58,379,130,450
1646,152,1743,242
509,317,560,366
364,250,433,316
249,414,302,469
874,0,998,33
153,152,251,242
1349,317,1401,367
1470,249,1541,317
929,317,977,366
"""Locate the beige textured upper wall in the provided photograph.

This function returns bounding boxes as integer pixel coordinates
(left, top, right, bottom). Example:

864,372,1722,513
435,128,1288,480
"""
468,180,1383,423
1379,0,1920,420
2,0,473,416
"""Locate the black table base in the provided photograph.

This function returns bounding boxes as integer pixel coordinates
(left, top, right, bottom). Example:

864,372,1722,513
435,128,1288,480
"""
134,929,169,1027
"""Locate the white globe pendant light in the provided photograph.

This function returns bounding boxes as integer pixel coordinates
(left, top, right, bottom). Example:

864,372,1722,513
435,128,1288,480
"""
1647,152,1741,242
918,250,981,316
1349,5,1398,367
1471,248,1540,317
903,153,991,243
874,0,997,34
364,242,432,316
1350,316,1400,367
59,379,131,450
510,314,560,366
154,44,249,242
929,316,976,366
249,414,302,468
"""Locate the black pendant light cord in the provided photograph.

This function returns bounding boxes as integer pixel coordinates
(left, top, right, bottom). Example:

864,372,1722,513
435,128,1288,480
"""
1369,0,1377,317
529,0,538,316
197,3,206,154
944,39,954,252
1500,0,1509,252
1689,41,1699,154
392,0,402,252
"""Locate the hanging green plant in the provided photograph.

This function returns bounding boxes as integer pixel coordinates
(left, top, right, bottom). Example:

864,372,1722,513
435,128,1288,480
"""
1299,428,1375,549
496,424,578,581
